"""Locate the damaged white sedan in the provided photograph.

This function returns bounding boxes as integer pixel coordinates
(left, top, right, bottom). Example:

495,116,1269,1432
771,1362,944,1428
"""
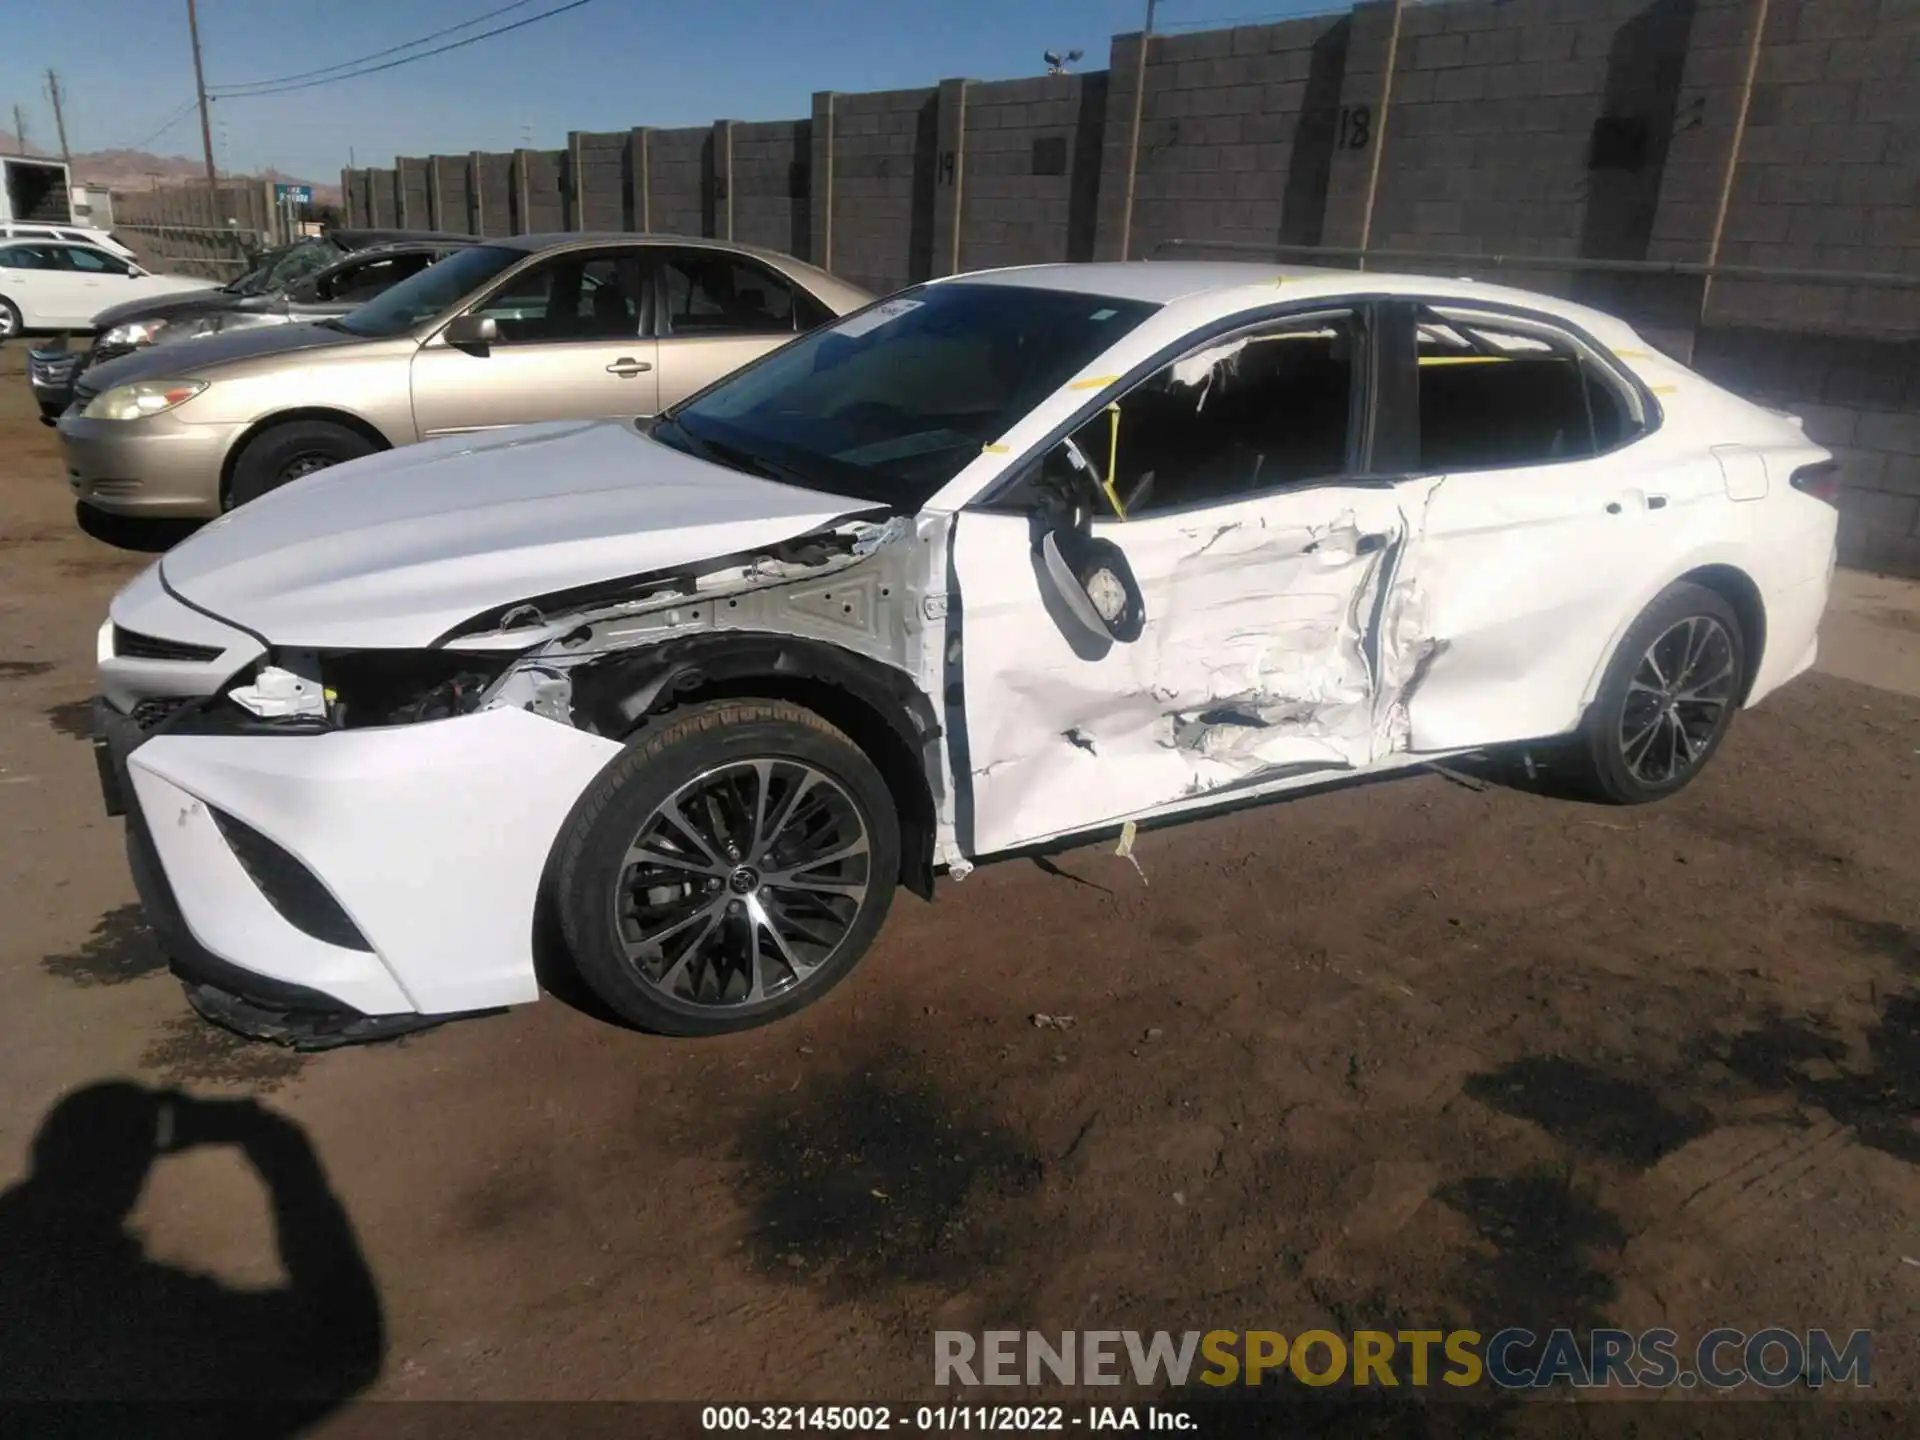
94,261,1840,1044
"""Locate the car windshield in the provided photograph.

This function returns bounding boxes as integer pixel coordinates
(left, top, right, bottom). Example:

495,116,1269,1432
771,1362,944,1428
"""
656,283,1157,506
230,236,340,296
331,244,525,339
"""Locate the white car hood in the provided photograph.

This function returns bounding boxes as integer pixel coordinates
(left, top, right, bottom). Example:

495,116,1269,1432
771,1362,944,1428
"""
158,420,877,649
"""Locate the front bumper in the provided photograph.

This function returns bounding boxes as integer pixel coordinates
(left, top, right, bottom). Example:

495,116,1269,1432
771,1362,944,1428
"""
121,705,622,1019
28,346,85,425
60,410,240,518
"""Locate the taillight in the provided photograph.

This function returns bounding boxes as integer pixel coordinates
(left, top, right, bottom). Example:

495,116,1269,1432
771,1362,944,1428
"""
1790,461,1841,506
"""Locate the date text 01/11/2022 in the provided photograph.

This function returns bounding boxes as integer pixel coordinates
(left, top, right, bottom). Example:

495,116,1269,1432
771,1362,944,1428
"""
699,1404,1196,1431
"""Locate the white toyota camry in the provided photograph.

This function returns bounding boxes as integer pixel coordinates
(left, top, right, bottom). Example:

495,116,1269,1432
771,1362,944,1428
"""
93,261,1839,1045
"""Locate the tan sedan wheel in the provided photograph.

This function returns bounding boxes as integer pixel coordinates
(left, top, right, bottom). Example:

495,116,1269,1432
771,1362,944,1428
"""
227,421,377,509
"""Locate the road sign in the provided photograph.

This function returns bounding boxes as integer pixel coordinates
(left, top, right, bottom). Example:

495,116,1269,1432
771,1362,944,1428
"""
275,183,314,205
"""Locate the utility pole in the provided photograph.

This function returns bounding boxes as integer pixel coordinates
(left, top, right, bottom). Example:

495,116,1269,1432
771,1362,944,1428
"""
46,71,71,167
1117,0,1159,261
10,104,27,151
186,0,219,198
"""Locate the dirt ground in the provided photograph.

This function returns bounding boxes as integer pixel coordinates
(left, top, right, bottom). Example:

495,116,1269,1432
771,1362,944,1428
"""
0,342,1916,1434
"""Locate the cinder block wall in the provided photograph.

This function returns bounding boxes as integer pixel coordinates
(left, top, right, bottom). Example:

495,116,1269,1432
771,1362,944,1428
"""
957,74,1108,271
519,150,566,233
429,155,474,233
574,132,628,231
395,158,431,230
365,169,399,228
474,155,513,237
649,126,711,240
824,86,939,295
326,0,1920,573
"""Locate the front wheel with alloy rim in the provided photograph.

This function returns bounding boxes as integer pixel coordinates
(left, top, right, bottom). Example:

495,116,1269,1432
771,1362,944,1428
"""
554,699,902,1036
1572,580,1746,805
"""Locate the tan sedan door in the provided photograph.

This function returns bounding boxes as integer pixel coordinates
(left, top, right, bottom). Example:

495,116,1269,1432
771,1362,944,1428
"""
648,246,817,408
409,247,659,436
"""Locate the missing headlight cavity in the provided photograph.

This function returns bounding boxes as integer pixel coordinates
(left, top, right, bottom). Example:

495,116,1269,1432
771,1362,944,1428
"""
319,650,514,728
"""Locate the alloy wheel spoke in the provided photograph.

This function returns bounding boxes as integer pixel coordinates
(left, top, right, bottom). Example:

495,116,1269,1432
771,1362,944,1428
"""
754,769,821,863
622,841,726,877
653,906,727,993
660,797,730,870
622,896,726,959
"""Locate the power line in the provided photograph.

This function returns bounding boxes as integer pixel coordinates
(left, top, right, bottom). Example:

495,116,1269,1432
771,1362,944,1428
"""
211,0,543,95
209,0,596,99
116,97,200,152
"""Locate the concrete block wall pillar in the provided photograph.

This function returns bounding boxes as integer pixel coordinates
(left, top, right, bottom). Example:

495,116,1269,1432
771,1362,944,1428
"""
809,92,836,271
511,149,533,234
713,120,735,241
1092,32,1143,262
628,128,652,231
567,131,586,231
930,78,969,277
469,152,486,235
1319,0,1400,251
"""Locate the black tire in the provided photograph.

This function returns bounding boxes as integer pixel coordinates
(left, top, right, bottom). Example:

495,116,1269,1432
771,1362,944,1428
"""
553,699,901,1036
1571,580,1746,805
0,295,21,342
226,420,377,509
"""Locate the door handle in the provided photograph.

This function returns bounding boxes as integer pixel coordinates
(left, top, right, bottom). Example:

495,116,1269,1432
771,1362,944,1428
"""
1355,531,1388,555
606,357,652,377
1646,494,1668,510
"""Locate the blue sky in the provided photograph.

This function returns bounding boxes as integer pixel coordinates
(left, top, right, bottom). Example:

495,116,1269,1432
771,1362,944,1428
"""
2,0,1337,182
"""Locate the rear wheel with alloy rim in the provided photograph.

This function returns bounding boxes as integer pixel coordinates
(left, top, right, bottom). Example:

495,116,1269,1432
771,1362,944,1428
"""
554,700,901,1035
0,296,21,340
1573,580,1746,804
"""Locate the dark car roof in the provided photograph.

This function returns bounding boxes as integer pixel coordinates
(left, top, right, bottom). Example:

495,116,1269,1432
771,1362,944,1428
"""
326,228,479,249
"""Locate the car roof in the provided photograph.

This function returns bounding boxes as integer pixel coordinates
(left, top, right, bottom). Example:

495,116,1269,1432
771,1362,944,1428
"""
937,261,1644,346
327,227,478,249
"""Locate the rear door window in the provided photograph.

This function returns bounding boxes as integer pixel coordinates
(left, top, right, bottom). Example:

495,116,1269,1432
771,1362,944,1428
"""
656,250,797,337
1414,309,1644,470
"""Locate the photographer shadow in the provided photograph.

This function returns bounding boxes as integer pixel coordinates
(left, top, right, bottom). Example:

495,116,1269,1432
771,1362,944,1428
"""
0,1081,384,1434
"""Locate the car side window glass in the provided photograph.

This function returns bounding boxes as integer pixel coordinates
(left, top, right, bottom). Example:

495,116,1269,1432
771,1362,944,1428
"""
473,254,640,343
659,252,796,337
1047,312,1358,518
328,254,428,304
0,244,57,270
61,246,127,275
1414,310,1639,470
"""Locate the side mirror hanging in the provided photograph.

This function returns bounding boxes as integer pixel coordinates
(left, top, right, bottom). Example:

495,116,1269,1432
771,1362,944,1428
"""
1039,529,1145,646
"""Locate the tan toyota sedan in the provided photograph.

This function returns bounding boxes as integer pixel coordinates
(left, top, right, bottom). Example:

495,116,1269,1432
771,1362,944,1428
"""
59,234,874,516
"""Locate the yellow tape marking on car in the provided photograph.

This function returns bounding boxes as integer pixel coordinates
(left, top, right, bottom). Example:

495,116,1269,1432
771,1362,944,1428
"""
1417,355,1510,366
1070,374,1120,391
1103,403,1128,520
983,443,1011,454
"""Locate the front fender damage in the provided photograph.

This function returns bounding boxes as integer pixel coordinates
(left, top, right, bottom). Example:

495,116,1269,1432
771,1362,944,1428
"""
450,513,949,897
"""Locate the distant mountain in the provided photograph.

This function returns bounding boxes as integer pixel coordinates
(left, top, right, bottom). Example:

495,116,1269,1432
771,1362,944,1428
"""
0,130,340,205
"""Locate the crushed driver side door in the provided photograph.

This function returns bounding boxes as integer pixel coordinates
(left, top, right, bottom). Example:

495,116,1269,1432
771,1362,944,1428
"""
949,305,1440,859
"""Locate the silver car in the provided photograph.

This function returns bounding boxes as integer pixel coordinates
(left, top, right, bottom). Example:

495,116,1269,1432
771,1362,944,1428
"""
58,234,873,516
